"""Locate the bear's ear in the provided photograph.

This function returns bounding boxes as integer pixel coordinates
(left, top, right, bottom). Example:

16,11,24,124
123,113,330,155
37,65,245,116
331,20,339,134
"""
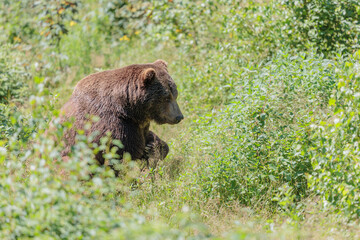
141,68,156,87
153,59,168,69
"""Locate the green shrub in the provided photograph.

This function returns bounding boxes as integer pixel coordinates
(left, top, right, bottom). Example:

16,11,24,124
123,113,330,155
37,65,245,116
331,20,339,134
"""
99,0,149,39
0,104,33,142
0,1,37,44
0,128,122,239
0,104,15,140
307,50,360,218
283,0,360,54
221,0,286,60
97,0,221,52
196,51,336,209
0,45,30,104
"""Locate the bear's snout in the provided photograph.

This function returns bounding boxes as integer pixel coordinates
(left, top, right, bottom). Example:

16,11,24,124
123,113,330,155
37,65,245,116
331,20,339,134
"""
166,100,183,124
175,115,184,123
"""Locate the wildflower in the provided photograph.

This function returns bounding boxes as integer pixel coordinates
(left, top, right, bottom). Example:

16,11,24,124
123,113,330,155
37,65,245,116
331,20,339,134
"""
13,36,22,42
119,35,130,41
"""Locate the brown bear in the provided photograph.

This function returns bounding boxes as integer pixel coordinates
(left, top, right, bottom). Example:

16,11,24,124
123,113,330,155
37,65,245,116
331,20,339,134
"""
60,59,183,170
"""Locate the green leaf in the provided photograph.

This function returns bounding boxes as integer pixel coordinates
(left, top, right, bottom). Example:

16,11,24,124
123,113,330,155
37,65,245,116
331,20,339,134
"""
329,98,336,106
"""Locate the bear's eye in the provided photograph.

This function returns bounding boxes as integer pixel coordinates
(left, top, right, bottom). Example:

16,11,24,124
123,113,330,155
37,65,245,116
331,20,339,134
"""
162,91,171,100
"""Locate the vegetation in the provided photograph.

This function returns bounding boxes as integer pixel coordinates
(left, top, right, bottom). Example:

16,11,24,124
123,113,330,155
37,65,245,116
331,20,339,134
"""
1,0,360,239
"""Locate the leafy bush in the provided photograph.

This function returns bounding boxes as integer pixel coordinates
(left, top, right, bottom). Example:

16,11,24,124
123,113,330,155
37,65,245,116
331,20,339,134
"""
98,0,223,52
100,0,150,39
283,0,360,54
307,50,360,218
0,45,30,104
148,0,219,49
37,0,79,43
0,104,33,142
221,1,286,60
0,1,37,44
196,51,336,208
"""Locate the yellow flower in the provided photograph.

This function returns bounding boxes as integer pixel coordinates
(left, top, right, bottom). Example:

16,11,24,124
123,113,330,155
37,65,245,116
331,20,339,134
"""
70,21,76,27
135,30,140,35
13,36,22,42
119,35,130,41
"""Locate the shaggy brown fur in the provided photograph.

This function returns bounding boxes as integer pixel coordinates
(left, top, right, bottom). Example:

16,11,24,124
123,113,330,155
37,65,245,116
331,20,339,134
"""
60,59,183,169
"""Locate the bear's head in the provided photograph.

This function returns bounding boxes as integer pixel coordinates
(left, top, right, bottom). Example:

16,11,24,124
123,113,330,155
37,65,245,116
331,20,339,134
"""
140,59,184,125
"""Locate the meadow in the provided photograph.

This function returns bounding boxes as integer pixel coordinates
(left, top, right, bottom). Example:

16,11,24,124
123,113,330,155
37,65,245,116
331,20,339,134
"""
1,0,360,239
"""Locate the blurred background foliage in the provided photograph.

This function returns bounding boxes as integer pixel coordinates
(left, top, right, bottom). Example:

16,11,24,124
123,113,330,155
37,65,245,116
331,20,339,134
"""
1,0,360,239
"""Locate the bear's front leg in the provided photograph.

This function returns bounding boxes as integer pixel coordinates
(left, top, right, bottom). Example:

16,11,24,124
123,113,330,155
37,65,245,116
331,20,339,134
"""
143,131,169,164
